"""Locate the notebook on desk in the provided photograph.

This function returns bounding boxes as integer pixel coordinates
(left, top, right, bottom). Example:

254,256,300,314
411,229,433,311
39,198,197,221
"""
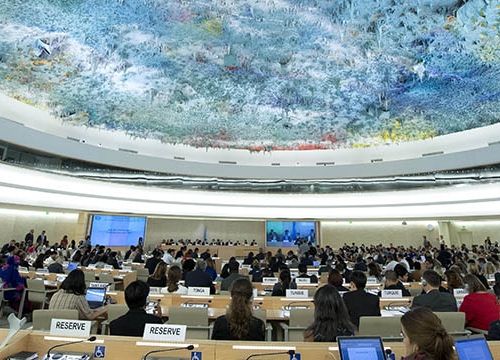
338,336,386,360
85,287,106,309
455,336,493,360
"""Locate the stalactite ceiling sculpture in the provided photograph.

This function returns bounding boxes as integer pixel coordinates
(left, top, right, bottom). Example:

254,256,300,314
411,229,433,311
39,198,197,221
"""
1,0,499,151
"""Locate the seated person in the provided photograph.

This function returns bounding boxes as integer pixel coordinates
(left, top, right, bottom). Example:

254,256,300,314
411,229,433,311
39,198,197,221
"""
221,261,247,291
47,256,64,274
328,269,349,292
110,280,163,336
381,269,411,297
147,261,167,288
212,278,265,340
400,307,455,360
0,255,25,312
49,269,107,320
343,271,381,328
184,260,215,294
271,268,296,296
304,284,356,341
296,263,318,283
459,274,500,331
163,265,188,294
411,270,457,312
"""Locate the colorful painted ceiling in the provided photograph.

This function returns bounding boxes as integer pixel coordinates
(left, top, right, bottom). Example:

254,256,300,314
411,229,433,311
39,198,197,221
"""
1,0,500,151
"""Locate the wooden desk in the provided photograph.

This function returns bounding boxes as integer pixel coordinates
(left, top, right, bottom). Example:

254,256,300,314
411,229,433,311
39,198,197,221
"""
2,331,500,359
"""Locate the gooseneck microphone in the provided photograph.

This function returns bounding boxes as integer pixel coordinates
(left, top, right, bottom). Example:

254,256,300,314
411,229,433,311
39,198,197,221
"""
182,299,212,307
143,344,195,360
282,300,313,310
45,336,96,359
245,349,295,360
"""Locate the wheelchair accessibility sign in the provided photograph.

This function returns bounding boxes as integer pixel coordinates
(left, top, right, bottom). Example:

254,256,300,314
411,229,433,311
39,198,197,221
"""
94,345,106,358
191,351,202,360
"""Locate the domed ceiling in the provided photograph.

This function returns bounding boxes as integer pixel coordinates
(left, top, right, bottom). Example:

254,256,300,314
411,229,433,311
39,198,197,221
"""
1,0,500,152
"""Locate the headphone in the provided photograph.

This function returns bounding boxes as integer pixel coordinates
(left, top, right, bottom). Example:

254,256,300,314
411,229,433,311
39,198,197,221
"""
421,279,427,287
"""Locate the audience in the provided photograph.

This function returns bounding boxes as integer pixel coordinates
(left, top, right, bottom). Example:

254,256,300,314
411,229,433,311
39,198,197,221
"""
212,278,265,340
271,269,296,296
109,280,162,336
304,284,356,341
400,307,456,360
220,261,246,291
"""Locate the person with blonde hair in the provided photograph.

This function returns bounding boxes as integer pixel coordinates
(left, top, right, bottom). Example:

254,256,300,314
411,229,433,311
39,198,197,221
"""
401,307,456,360
211,278,264,340
147,261,167,287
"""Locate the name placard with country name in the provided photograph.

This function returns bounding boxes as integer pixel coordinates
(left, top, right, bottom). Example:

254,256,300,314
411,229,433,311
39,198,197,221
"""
453,288,468,297
381,289,403,298
295,277,311,284
187,287,210,296
286,289,309,298
262,277,278,284
143,324,187,342
50,319,91,337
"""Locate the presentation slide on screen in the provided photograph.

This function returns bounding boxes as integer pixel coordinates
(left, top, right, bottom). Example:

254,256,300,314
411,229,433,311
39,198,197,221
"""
90,215,146,246
265,221,316,247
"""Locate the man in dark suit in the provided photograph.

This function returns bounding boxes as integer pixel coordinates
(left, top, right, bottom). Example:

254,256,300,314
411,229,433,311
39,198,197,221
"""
110,281,162,337
185,259,216,294
36,230,47,246
343,271,381,328
295,263,318,283
24,229,34,246
145,249,163,274
411,270,457,312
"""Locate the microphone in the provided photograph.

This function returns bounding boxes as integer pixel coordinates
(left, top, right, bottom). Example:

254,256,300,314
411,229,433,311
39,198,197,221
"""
143,344,195,360
245,349,295,360
182,299,212,308
282,301,313,311
45,336,96,359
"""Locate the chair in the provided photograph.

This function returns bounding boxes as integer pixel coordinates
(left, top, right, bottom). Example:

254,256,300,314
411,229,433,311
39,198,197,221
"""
434,312,471,337
254,309,273,341
23,279,57,311
279,308,314,341
32,309,79,331
84,271,96,287
101,304,129,335
0,286,16,318
98,273,116,290
409,287,422,297
358,316,403,341
137,268,150,283
168,306,211,339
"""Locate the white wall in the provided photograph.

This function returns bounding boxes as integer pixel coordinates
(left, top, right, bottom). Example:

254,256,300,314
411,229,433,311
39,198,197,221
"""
145,217,265,248
0,207,81,245
320,220,439,249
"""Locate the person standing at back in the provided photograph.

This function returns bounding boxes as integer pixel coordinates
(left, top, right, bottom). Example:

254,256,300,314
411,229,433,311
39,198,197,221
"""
343,271,381,328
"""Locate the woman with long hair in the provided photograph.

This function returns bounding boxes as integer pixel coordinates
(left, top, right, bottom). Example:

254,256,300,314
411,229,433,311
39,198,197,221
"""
271,268,295,296
164,265,187,294
400,307,456,360
444,269,464,294
211,278,265,340
49,269,107,320
459,274,500,331
304,284,356,342
147,261,167,287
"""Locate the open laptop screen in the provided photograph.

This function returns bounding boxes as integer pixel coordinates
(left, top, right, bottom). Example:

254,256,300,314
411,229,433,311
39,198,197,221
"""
338,337,386,360
85,287,106,309
67,262,79,271
455,337,493,360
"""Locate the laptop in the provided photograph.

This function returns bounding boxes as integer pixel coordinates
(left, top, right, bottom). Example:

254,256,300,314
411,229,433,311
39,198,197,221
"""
85,287,107,309
455,336,493,360
338,336,386,360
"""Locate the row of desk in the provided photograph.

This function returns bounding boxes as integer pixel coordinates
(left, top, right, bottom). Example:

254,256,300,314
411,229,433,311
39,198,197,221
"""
1,330,500,360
